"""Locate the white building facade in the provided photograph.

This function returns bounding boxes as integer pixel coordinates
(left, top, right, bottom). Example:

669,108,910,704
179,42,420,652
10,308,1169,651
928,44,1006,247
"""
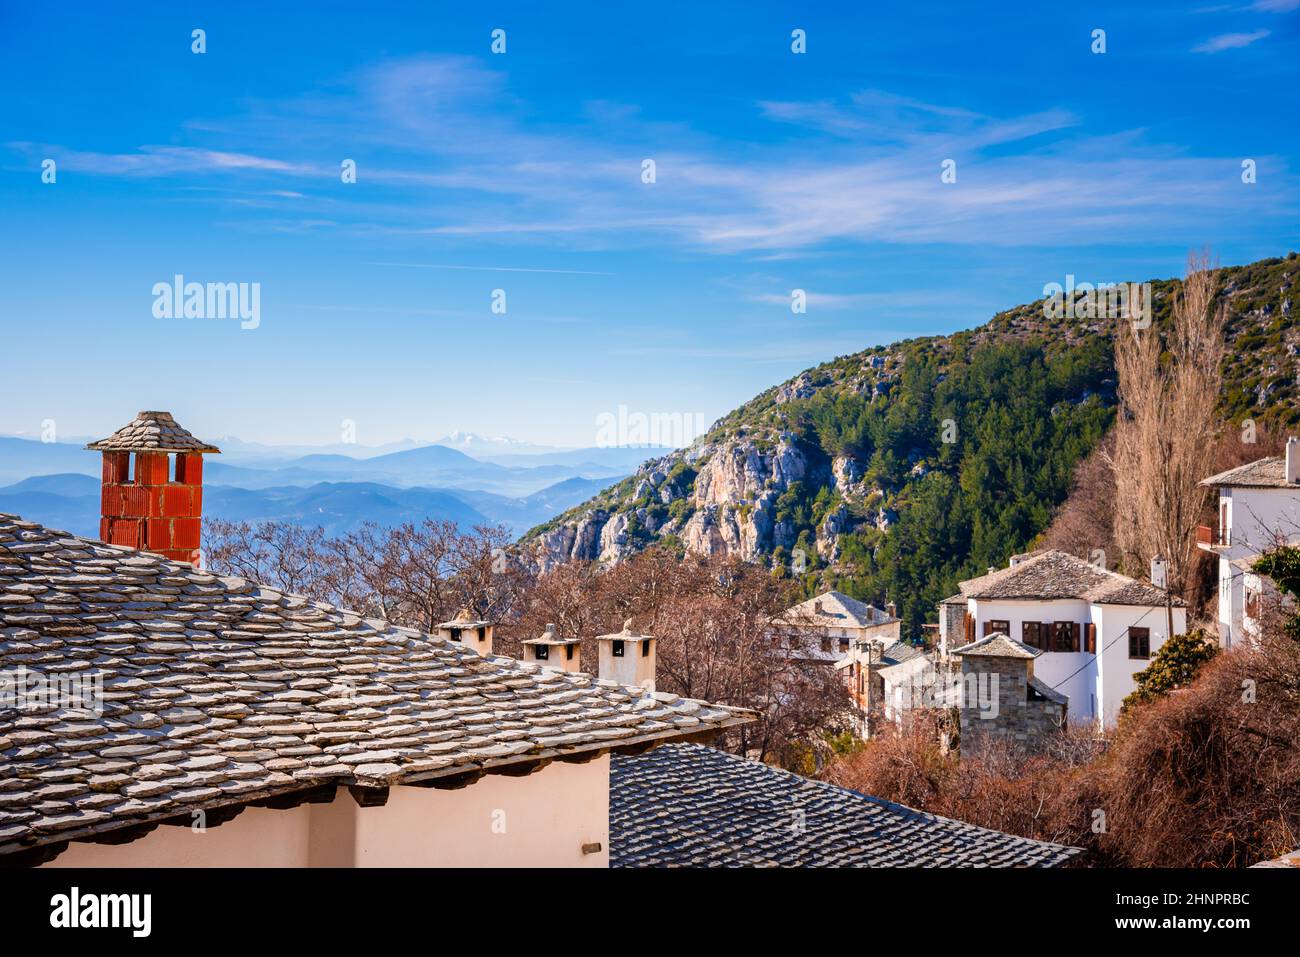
940,551,1187,727
1197,440,1300,647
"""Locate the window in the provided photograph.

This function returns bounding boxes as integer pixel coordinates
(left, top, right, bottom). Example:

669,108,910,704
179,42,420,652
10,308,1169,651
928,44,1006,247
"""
987,619,1010,637
1052,622,1077,653
641,640,651,658
612,639,625,657
839,637,850,652
1129,627,1150,659
535,644,549,660
448,628,462,642
565,644,575,661
1245,588,1261,620
820,637,832,652
1022,621,1041,649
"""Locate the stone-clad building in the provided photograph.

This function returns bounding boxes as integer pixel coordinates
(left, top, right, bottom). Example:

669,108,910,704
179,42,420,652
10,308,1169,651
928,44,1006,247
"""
953,633,1067,753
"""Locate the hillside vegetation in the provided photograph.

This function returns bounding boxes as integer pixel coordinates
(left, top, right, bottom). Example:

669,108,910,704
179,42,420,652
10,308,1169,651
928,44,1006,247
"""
523,253,1300,634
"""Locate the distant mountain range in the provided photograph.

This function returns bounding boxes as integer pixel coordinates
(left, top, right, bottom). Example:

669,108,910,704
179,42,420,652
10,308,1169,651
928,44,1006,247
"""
0,472,620,540
0,431,672,538
0,435,669,495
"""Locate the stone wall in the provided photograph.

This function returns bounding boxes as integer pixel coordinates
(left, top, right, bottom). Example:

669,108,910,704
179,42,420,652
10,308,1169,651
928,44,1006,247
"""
958,656,1065,753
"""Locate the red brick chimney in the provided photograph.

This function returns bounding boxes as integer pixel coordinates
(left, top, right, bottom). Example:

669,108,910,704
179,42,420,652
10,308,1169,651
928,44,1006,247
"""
86,411,220,566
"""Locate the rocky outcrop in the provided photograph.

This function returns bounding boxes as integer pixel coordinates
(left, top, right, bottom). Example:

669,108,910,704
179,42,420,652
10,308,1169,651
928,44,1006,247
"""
526,431,843,571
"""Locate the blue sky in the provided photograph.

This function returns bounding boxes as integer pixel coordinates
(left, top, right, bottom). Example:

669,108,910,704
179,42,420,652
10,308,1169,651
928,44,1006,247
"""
1,1,1296,448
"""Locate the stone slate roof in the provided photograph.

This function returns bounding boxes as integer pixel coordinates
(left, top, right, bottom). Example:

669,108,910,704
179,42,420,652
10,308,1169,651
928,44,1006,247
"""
954,633,1040,659
783,590,895,630
1199,456,1295,489
0,514,753,859
878,638,924,667
609,743,1081,868
85,411,221,454
959,550,1185,607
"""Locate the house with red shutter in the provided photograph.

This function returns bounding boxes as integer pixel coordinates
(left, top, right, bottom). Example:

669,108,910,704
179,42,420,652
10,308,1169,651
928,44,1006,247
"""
937,550,1186,727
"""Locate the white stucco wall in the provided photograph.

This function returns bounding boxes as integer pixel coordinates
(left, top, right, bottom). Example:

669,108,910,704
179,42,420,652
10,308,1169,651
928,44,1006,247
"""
1212,486,1300,648
44,755,610,868
1093,603,1185,726
1221,487,1300,553
967,597,1185,727
969,598,1094,716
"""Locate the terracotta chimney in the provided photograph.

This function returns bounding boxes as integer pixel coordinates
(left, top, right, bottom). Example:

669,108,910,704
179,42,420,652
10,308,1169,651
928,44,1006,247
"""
435,608,494,656
522,623,582,673
87,411,219,566
596,618,656,692
1287,437,1300,485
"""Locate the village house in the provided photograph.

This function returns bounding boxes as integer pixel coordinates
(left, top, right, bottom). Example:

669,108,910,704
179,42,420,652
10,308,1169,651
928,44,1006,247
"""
834,636,928,737
1197,438,1300,647
779,589,901,662
937,550,1186,728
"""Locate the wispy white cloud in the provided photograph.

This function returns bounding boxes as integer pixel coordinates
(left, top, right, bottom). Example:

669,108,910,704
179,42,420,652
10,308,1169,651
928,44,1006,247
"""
1192,29,1271,52
7,142,315,176
13,55,1293,255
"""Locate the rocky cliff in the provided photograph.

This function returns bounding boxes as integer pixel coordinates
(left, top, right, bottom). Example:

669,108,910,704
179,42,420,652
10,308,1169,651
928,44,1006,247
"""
522,254,1300,592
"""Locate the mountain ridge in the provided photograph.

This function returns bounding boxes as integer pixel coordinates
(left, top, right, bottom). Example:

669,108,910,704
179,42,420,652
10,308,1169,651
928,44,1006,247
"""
520,253,1300,631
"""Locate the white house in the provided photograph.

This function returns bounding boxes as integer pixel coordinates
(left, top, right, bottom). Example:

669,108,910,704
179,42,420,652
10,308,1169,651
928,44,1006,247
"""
1197,438,1300,647
779,590,901,664
939,550,1186,727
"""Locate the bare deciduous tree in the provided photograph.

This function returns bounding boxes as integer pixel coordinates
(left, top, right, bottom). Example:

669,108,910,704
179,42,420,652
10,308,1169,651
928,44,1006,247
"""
1108,251,1226,595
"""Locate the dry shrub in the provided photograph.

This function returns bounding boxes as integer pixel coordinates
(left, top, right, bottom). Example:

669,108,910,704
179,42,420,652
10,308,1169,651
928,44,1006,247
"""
823,630,1300,866
1094,632,1300,866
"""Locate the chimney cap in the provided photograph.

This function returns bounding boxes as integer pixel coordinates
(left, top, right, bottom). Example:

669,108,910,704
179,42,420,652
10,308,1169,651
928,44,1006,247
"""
86,411,221,454
436,607,492,629
522,622,579,646
597,617,652,641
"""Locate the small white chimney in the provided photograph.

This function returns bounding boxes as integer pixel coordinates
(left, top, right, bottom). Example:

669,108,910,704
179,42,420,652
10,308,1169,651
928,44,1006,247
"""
885,601,897,620
435,608,494,656
1287,437,1300,484
1151,557,1168,590
522,623,582,673
596,618,656,692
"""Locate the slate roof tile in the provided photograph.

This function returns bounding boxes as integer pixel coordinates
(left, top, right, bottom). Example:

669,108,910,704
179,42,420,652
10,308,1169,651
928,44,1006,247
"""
0,514,754,857
610,743,1080,868
959,550,1184,607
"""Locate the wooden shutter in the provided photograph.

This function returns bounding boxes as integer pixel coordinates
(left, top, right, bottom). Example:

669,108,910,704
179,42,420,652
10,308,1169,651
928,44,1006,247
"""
1086,623,1096,654
983,620,993,637
1022,621,1034,648
964,613,973,642
1071,622,1081,652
